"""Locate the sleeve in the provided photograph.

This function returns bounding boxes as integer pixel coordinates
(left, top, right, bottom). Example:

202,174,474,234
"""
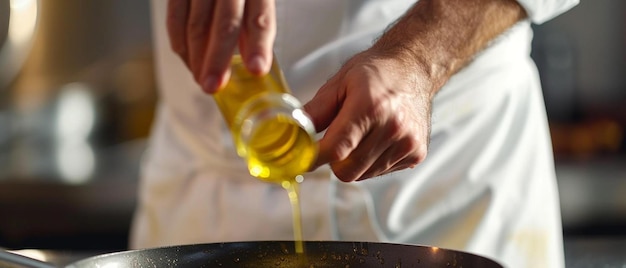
516,0,579,24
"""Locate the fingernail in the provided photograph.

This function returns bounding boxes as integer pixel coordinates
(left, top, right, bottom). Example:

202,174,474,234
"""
248,55,266,74
203,76,218,94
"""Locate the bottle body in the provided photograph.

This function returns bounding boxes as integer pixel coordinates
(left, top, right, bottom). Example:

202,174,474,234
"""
214,55,317,183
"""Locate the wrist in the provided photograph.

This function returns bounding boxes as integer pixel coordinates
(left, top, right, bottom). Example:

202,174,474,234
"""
370,0,527,95
366,41,443,102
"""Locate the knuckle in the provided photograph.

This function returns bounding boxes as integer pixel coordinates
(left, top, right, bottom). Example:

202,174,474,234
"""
327,145,351,163
249,12,272,31
398,136,427,164
407,143,428,165
369,98,405,139
400,136,419,153
336,138,357,157
406,154,424,167
387,117,404,140
215,18,241,39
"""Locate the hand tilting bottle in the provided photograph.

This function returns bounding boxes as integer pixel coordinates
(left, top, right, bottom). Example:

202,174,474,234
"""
214,55,318,184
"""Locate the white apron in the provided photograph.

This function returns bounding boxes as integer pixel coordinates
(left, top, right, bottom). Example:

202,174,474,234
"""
131,1,578,267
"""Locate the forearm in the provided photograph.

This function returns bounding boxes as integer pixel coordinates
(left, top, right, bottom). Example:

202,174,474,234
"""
372,0,527,97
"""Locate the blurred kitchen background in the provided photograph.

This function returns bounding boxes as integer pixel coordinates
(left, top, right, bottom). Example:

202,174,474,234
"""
0,0,624,259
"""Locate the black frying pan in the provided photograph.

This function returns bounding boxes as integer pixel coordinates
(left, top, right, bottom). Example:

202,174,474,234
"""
1,241,503,267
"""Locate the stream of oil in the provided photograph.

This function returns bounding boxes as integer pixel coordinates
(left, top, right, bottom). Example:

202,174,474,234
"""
282,180,304,253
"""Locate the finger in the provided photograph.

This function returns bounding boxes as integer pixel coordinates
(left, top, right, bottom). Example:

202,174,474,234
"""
357,143,410,181
386,155,424,174
371,139,428,178
186,0,214,81
201,0,245,93
303,78,343,133
241,0,276,75
330,127,394,182
315,93,370,170
166,0,190,66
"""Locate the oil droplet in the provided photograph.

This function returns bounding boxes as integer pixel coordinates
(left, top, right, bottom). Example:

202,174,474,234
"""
250,165,269,178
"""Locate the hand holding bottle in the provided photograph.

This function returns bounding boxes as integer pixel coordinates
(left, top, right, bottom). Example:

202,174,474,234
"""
166,0,276,93
304,51,432,182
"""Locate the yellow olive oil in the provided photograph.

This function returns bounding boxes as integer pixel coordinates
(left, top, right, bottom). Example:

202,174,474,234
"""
282,180,304,253
213,55,317,254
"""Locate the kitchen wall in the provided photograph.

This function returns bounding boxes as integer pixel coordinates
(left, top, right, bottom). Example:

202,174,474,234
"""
0,0,155,182
0,0,154,250
531,0,626,237
0,0,624,251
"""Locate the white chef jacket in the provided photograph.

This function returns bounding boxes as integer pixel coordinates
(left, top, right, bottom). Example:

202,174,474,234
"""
131,1,579,267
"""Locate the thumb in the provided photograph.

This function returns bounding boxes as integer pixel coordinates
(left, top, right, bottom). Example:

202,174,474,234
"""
303,81,345,170
303,81,343,133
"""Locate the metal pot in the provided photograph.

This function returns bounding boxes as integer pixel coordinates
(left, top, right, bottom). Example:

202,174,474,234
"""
1,241,503,267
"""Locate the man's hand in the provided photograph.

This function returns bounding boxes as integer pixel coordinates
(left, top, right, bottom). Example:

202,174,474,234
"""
166,0,276,93
304,52,433,182
304,0,527,182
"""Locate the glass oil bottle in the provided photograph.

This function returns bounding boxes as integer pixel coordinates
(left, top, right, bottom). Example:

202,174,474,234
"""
213,54,317,253
213,54,318,183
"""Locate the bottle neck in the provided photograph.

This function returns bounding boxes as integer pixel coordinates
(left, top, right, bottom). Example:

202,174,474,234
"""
235,93,315,152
